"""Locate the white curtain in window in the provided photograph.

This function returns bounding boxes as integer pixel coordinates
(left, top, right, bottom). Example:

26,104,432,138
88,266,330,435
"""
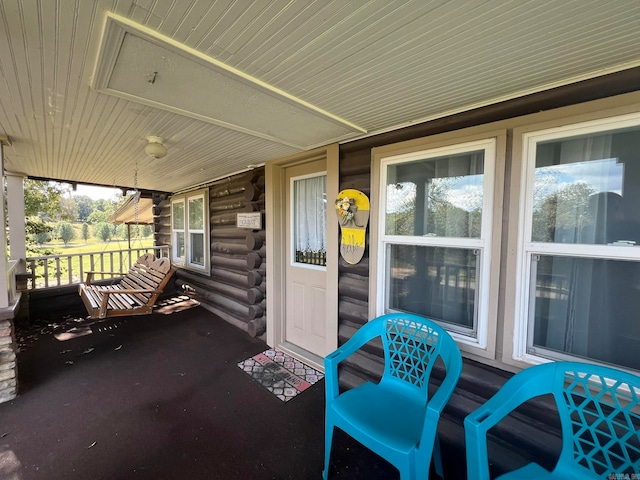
294,175,327,254
558,135,612,164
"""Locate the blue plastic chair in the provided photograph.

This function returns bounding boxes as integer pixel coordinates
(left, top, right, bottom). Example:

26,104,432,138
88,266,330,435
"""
323,313,463,480
465,361,640,480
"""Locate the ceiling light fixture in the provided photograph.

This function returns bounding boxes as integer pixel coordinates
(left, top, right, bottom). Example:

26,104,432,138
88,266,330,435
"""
144,136,167,159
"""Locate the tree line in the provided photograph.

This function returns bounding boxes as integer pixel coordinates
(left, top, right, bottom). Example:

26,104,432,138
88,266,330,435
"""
24,179,152,247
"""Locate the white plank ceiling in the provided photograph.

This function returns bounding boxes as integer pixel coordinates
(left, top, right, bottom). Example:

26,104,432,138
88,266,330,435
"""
1,0,639,193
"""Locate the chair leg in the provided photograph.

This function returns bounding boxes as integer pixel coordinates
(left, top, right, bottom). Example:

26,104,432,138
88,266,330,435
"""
433,434,444,479
398,457,416,480
323,423,334,480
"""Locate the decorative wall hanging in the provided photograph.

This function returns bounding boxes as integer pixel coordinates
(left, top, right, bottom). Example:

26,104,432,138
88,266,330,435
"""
335,189,369,264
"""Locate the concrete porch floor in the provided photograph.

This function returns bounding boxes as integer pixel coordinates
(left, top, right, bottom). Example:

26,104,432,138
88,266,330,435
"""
0,304,405,480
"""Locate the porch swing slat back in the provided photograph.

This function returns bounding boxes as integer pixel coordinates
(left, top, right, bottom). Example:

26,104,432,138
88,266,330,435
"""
78,253,174,319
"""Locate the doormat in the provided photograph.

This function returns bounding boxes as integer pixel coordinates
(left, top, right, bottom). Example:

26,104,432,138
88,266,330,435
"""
237,349,324,402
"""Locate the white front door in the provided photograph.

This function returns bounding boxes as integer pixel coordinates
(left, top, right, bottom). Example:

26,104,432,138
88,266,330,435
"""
284,160,328,356
266,144,339,371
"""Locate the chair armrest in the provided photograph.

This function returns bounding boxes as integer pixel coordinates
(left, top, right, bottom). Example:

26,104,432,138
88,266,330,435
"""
324,320,381,401
427,345,463,415
84,271,123,285
424,366,461,427
96,287,162,318
422,341,463,456
466,363,557,430
464,363,558,480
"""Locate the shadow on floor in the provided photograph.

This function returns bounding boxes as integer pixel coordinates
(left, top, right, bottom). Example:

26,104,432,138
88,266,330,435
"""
1,306,401,480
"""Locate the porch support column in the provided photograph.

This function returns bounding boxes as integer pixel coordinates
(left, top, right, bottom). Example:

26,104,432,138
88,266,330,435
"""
6,172,26,272
0,140,10,308
0,135,18,403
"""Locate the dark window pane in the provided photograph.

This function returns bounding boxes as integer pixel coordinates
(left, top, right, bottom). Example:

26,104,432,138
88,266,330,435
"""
190,233,204,266
175,232,185,258
531,255,640,370
387,245,477,330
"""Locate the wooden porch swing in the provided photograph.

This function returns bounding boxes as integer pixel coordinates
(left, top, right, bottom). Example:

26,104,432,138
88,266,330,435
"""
79,253,174,319
78,161,174,319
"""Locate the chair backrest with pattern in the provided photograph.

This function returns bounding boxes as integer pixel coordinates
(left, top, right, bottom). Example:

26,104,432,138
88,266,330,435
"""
379,313,453,398
552,362,640,476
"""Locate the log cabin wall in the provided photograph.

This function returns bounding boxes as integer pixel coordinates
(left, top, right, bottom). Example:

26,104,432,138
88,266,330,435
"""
333,69,640,478
335,68,640,386
153,192,171,247
158,168,267,339
334,148,378,389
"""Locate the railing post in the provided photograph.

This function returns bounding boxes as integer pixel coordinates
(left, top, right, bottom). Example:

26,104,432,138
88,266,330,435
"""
28,259,36,289
43,260,49,288
79,254,84,283
55,257,61,286
67,256,72,285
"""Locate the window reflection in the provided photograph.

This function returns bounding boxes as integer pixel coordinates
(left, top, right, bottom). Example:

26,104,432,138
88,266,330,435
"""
385,151,484,238
190,232,204,266
532,129,640,245
175,232,185,258
173,202,185,229
531,255,640,370
388,245,477,331
188,197,204,230
526,124,640,371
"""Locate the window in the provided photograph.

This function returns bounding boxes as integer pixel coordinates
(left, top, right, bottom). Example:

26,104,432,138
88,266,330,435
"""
172,199,185,262
292,173,327,267
374,138,498,349
188,195,205,268
171,189,210,274
514,113,640,371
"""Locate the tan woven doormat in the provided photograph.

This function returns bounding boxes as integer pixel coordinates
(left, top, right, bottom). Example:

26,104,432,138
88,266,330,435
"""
237,349,324,402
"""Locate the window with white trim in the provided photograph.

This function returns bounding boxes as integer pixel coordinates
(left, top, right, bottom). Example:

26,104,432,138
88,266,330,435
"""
376,138,497,347
171,189,210,274
172,199,185,262
514,113,640,371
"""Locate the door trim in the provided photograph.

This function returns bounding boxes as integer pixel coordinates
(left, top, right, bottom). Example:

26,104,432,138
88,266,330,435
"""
266,144,339,371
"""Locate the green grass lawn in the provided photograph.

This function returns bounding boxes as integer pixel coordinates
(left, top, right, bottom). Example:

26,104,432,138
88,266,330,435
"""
28,238,158,288
49,237,154,253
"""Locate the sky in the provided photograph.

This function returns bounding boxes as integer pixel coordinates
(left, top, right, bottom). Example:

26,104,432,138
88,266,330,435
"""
70,184,123,200
536,158,623,196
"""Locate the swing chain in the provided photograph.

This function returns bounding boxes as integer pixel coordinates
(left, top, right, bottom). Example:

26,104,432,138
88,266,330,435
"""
133,162,139,228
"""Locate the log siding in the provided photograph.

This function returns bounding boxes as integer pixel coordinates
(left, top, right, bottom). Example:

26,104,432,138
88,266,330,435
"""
162,168,267,338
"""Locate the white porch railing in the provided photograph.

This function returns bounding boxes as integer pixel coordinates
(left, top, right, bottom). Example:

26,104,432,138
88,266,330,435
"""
25,246,170,290
7,259,20,304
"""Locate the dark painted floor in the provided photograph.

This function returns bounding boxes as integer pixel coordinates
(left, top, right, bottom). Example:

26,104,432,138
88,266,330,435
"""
0,304,403,480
